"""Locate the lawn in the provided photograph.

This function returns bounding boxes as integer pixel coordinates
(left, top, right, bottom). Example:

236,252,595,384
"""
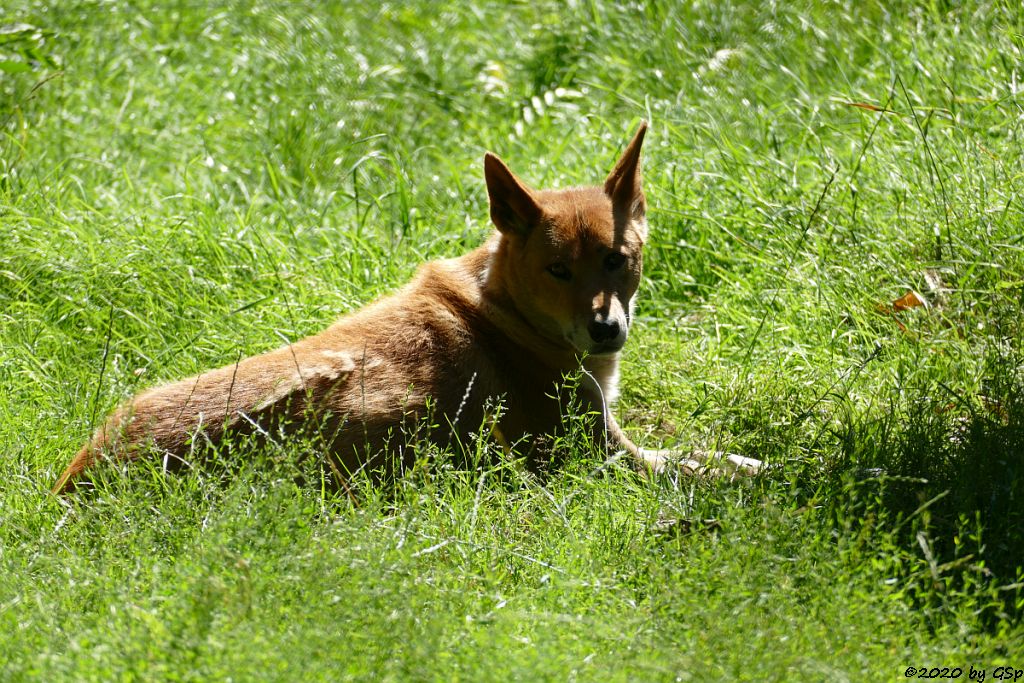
2,1,1023,680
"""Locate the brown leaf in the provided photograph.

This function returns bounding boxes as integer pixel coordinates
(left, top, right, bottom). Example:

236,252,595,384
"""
891,290,926,312
840,100,897,114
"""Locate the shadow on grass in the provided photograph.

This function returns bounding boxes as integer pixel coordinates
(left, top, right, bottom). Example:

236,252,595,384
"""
831,352,1024,621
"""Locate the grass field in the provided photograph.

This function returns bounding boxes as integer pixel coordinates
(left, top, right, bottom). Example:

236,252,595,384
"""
2,1,1024,679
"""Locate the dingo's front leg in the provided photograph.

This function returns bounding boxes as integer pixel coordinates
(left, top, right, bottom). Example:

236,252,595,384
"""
605,412,763,478
635,447,762,478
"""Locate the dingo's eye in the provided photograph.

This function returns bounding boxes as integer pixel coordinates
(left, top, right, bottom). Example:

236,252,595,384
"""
604,252,627,271
546,263,572,281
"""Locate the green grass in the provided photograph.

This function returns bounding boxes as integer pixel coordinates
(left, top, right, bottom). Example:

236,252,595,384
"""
3,0,1024,679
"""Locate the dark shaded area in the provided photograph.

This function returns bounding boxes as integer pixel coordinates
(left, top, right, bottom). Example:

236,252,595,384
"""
832,350,1024,618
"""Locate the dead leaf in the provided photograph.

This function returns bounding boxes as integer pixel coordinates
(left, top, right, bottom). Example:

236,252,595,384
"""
891,290,927,312
839,100,897,114
875,289,927,335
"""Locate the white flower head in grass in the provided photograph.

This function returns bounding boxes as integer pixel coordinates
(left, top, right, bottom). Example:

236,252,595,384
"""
695,47,744,79
477,60,509,96
204,155,228,173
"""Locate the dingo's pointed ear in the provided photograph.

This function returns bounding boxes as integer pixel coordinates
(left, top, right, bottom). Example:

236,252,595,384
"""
604,121,648,221
484,152,542,236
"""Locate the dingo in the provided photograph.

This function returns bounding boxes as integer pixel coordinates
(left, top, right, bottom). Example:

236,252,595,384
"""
53,122,761,494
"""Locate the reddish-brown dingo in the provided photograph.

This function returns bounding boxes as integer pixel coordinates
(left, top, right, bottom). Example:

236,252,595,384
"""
53,123,761,494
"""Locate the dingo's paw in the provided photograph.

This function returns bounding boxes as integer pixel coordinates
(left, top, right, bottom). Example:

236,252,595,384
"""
721,453,763,477
639,448,763,479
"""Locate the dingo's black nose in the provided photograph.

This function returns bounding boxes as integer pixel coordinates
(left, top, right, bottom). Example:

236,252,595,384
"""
588,319,621,343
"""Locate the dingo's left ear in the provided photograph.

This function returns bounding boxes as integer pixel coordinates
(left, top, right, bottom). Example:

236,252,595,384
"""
604,121,648,225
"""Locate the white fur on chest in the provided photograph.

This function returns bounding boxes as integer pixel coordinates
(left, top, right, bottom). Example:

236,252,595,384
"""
582,355,621,408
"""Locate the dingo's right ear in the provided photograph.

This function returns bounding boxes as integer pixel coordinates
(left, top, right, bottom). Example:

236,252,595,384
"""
484,152,542,236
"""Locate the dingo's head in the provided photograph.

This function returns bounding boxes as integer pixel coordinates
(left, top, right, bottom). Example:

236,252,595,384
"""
484,122,649,358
